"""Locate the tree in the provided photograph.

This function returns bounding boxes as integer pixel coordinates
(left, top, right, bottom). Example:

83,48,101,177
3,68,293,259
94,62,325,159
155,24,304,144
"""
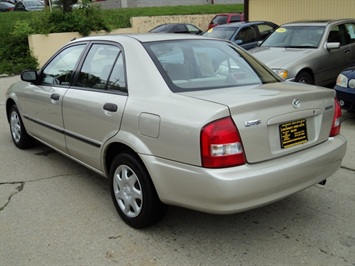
62,0,72,12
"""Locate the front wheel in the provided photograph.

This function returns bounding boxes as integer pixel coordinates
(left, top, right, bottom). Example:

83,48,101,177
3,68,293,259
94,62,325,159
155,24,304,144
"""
109,153,167,229
9,105,35,149
295,71,314,84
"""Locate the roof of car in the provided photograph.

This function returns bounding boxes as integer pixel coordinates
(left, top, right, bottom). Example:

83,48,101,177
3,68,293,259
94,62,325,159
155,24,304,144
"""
72,33,213,44
213,13,244,16
213,21,275,28
281,19,355,26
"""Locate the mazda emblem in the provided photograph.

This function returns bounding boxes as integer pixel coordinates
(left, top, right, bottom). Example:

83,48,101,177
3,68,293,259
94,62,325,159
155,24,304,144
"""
292,99,301,108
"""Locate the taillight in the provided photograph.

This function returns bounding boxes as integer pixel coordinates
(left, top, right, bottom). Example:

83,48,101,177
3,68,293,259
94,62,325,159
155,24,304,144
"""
330,98,342,137
201,117,246,168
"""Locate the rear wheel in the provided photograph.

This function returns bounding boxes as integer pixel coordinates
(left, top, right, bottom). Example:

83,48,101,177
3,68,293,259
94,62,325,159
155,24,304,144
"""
9,105,35,149
109,153,167,229
295,71,314,84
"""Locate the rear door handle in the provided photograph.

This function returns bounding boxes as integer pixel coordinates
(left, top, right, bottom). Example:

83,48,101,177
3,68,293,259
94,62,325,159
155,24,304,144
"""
103,103,118,112
50,93,60,101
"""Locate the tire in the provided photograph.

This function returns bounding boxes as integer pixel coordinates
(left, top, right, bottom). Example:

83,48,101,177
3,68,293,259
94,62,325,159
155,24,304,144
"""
109,153,167,229
295,71,314,84
9,105,36,149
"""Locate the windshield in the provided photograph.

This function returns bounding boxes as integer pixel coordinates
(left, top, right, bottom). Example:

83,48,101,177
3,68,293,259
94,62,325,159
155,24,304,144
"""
203,27,236,40
144,40,281,92
262,26,325,48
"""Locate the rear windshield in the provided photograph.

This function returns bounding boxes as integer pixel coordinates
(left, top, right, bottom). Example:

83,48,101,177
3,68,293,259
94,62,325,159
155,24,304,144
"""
203,27,236,40
144,39,281,92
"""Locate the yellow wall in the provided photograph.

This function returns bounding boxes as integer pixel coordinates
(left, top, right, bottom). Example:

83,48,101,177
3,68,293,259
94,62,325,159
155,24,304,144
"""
249,0,355,25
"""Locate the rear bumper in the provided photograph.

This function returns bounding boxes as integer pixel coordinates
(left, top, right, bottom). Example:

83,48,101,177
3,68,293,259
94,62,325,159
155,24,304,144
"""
141,135,347,214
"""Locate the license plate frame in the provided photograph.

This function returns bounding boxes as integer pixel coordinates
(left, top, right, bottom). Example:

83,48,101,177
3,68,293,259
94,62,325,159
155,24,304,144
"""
279,119,308,149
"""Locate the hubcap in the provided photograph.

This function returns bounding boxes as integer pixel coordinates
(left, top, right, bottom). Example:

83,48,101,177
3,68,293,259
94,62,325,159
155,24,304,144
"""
299,77,311,84
113,165,143,218
10,111,21,143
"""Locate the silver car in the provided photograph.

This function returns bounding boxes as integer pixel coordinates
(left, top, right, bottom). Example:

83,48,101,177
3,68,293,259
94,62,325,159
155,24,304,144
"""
250,19,355,86
6,34,347,228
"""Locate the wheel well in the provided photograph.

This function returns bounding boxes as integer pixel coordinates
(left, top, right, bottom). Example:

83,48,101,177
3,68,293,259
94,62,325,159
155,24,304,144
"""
5,99,16,122
105,143,141,176
297,68,314,79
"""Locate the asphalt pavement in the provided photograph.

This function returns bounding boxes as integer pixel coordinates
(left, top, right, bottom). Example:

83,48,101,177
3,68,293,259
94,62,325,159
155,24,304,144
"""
0,76,354,265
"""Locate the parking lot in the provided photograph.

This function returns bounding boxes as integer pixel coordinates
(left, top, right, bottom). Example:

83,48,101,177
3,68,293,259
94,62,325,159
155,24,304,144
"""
1,75,354,265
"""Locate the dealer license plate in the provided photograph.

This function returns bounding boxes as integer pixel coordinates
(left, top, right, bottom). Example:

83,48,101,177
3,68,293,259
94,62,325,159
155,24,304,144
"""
279,119,308,149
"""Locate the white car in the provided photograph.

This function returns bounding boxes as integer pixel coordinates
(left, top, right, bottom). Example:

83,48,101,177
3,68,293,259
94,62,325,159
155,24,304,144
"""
6,34,347,228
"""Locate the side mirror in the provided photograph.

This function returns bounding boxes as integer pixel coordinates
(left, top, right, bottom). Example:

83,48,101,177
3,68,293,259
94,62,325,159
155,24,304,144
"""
21,70,38,82
326,42,340,50
235,39,243,45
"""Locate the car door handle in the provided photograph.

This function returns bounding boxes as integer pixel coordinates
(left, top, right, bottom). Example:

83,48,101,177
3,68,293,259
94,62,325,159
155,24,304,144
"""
103,103,118,112
344,48,350,53
50,93,60,101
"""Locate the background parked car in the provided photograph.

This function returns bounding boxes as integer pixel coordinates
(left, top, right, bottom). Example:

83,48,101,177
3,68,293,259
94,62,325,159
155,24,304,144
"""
208,13,244,29
14,0,44,11
149,23,202,35
334,66,355,111
203,21,278,50
249,19,355,86
0,1,14,11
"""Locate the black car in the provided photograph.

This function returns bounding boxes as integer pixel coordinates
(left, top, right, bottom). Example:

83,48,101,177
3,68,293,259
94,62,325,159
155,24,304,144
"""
203,21,278,50
335,66,355,112
149,23,203,35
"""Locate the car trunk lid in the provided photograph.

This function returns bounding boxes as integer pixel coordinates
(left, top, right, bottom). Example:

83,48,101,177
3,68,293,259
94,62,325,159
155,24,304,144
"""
180,82,336,163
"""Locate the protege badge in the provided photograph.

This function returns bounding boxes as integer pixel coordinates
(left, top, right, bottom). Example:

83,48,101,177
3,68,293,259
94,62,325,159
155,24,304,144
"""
245,119,262,127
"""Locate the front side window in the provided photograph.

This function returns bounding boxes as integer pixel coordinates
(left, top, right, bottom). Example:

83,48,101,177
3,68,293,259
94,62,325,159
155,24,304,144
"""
235,26,256,44
145,40,280,92
328,24,353,46
40,44,86,86
76,44,124,90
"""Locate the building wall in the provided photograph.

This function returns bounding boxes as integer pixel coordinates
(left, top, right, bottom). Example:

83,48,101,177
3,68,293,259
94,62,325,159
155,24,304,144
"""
249,0,355,25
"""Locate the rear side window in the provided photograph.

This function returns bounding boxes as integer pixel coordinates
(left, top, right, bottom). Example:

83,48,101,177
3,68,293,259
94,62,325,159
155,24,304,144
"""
257,24,276,41
230,15,243,23
345,23,355,43
76,43,127,92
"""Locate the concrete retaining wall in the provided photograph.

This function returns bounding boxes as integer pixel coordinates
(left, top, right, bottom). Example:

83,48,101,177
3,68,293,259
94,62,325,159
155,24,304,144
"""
28,14,215,67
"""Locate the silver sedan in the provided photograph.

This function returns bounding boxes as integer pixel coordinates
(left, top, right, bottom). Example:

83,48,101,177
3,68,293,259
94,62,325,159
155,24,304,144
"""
5,34,347,228
250,19,355,86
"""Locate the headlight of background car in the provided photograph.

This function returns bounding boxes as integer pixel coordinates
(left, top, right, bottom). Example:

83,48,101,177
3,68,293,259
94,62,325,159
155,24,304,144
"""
349,78,355,89
273,69,288,79
336,73,350,88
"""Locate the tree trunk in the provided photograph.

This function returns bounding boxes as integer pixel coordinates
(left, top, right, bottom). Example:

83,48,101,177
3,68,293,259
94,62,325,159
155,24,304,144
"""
62,0,72,12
